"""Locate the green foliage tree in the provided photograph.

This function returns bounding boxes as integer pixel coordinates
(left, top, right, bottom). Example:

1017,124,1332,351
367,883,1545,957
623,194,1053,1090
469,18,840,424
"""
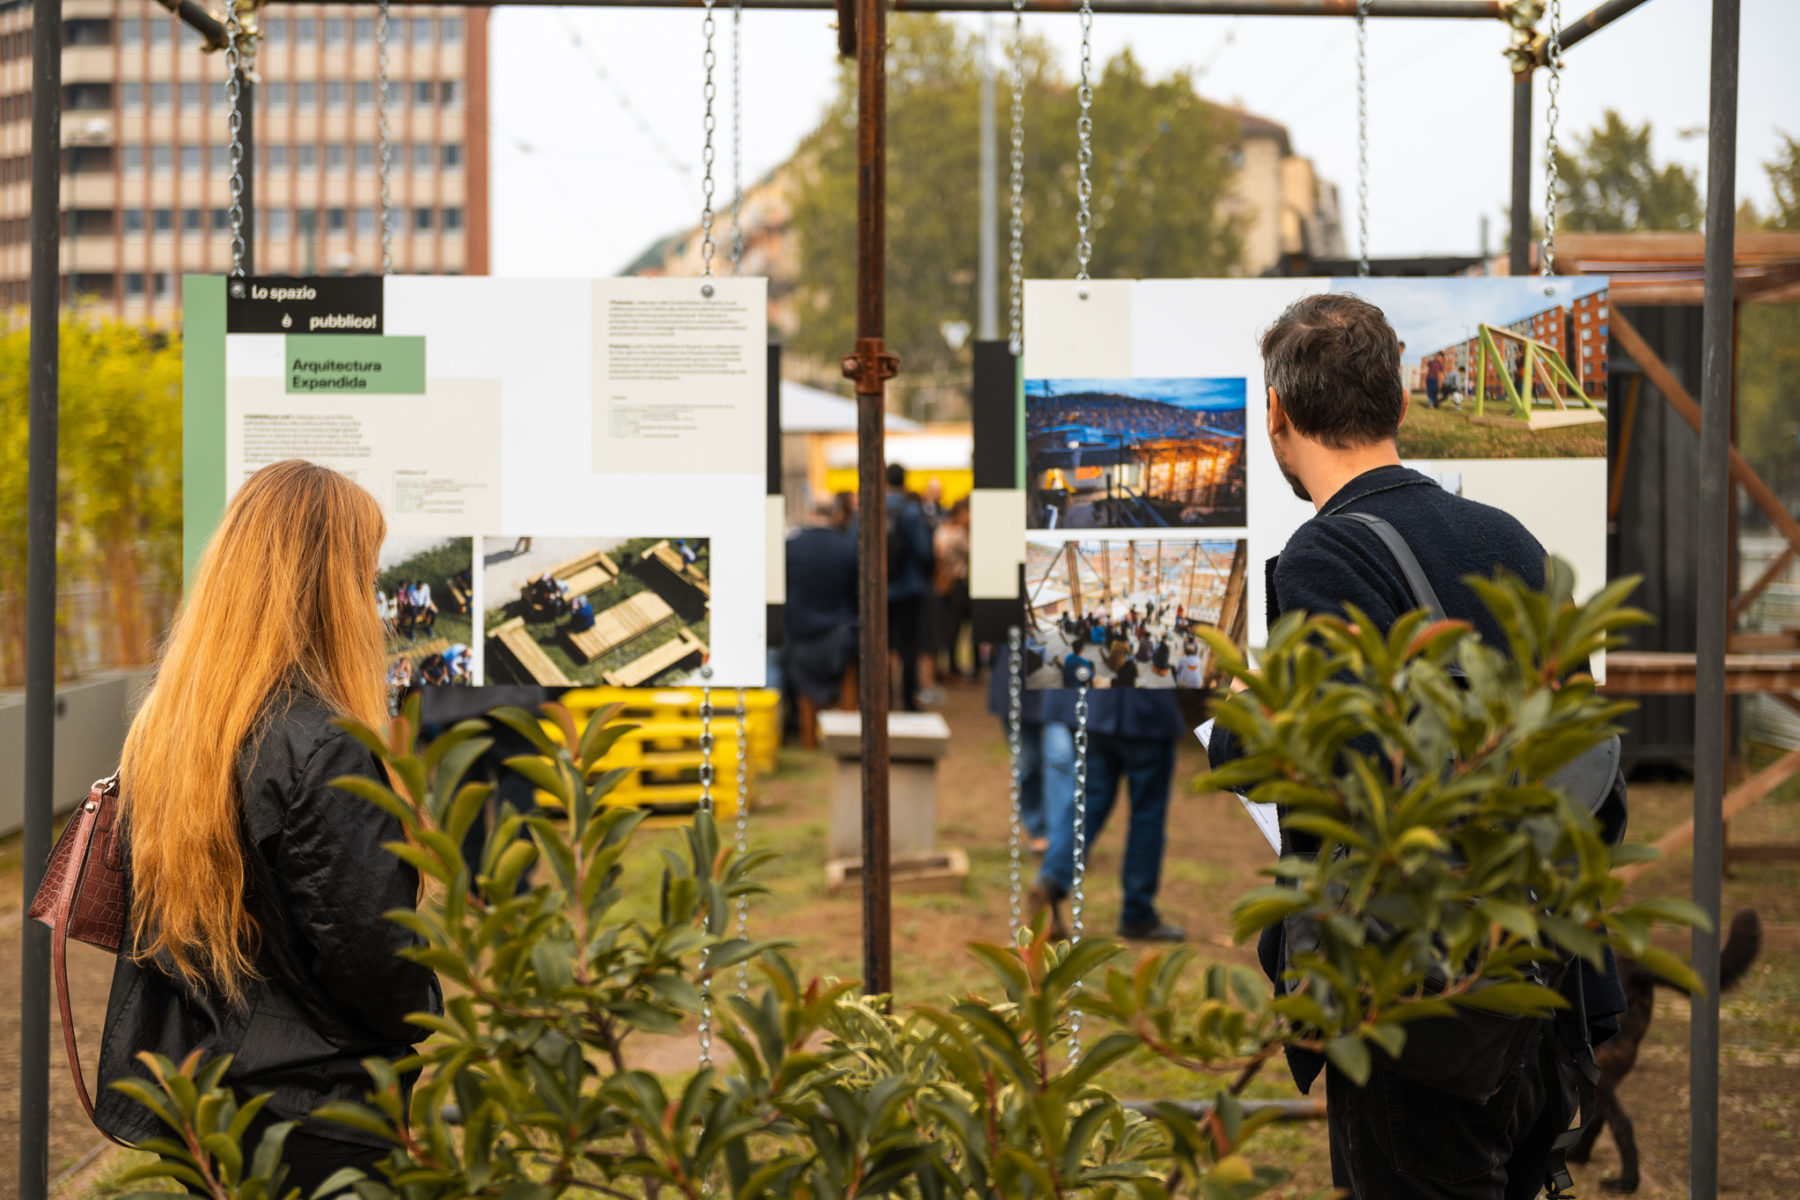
0,313,182,684
112,566,1707,1199
1552,109,1703,233
1760,131,1800,231
788,17,1244,418
1734,132,1800,517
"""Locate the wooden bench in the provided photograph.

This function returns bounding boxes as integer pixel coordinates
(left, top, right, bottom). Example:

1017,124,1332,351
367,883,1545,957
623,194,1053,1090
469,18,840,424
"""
550,549,620,599
604,629,706,687
489,616,574,686
567,591,676,662
446,581,469,615
390,636,449,663
641,540,711,598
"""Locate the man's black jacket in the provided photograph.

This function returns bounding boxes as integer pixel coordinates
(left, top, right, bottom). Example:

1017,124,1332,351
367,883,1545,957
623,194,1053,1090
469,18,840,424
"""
1206,465,1626,1093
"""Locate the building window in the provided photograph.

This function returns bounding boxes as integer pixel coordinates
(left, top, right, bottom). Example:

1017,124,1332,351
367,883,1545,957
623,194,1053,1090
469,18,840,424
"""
354,80,375,109
440,80,460,107
151,145,172,174
65,83,111,110
209,81,227,108
296,17,316,45
442,206,463,233
296,81,317,108
325,144,346,173
152,208,173,234
268,208,291,238
211,145,229,172
124,272,145,298
411,16,434,43
124,209,144,235
356,207,376,235
153,272,172,299
1597,305,1608,319
297,209,317,237
264,17,285,44
120,17,142,45
325,81,346,109
211,207,230,232
1579,311,1590,323
296,144,318,171
181,144,201,173
442,143,462,169
265,81,288,110
121,82,141,109
356,143,376,172
150,81,171,111
122,145,143,174
266,144,288,174
325,17,346,45
1599,323,1608,339
180,81,200,109
413,206,434,232
1580,328,1591,341
327,207,347,233
443,16,464,42
183,208,203,233
149,20,170,47
354,17,374,43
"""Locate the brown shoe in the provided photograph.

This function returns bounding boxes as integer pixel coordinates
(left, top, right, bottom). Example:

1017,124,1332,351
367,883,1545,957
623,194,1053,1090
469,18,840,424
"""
1026,881,1070,941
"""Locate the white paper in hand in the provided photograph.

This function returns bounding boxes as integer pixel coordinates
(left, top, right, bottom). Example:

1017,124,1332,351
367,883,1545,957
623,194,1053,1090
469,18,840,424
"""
1195,719,1282,856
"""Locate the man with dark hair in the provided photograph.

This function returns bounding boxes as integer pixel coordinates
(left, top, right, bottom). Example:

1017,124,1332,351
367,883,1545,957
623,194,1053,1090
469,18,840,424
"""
1207,291,1624,1199
884,461,935,711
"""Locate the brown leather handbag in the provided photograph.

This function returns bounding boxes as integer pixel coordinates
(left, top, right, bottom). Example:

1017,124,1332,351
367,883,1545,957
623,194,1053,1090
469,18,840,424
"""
27,775,133,1145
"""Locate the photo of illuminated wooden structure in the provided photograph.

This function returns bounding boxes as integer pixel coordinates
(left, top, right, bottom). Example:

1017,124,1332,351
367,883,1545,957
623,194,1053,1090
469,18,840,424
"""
1019,537,1248,691
1025,378,1247,530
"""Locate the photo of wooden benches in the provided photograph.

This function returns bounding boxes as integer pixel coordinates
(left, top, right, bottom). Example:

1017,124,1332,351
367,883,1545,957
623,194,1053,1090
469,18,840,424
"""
483,535,712,689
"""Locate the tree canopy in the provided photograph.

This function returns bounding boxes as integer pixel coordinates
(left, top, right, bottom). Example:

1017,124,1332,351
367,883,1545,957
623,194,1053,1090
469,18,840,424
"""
1553,109,1703,233
788,17,1245,418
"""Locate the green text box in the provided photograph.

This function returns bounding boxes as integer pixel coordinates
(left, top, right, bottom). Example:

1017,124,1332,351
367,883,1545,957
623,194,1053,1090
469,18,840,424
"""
286,334,425,394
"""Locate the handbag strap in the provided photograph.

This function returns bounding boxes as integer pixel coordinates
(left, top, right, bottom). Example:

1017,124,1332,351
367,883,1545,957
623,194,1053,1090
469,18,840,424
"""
52,897,131,1148
1335,511,1449,623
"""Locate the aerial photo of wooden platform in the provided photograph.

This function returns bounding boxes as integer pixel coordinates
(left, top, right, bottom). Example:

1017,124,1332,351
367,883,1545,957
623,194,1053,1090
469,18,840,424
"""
489,615,574,686
642,540,711,598
568,591,676,662
604,629,706,687
551,549,620,598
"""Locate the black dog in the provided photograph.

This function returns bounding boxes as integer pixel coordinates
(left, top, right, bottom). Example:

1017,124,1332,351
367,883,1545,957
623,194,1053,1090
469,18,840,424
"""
1567,909,1762,1192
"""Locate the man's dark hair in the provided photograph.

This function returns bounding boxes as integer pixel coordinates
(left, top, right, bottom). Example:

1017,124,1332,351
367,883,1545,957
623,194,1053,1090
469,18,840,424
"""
886,462,907,488
1259,293,1404,448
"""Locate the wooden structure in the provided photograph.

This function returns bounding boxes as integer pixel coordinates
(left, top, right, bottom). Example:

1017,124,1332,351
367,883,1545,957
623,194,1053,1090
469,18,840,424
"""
551,548,621,598
603,628,706,687
1469,323,1605,429
488,616,574,687
567,591,676,662
641,539,712,598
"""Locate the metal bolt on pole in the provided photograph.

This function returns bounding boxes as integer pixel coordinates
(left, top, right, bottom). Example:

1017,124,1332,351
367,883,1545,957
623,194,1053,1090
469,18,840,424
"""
1691,2,1739,1194
20,0,62,1194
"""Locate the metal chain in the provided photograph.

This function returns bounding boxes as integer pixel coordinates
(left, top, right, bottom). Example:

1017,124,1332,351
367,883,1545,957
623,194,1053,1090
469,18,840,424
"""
1006,627,1025,941
1355,0,1370,277
224,0,245,277
699,0,719,277
1073,0,1094,281
697,667,715,1069
733,690,751,996
1007,0,1026,354
729,0,744,274
1068,668,1091,1062
1542,0,1563,276
377,0,394,275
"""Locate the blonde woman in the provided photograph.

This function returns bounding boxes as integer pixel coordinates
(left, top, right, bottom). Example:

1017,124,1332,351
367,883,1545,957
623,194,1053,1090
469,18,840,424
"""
95,460,439,1189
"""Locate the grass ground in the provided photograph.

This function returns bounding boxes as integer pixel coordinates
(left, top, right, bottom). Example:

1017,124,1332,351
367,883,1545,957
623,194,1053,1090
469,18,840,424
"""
10,684,1799,1197
1398,392,1609,459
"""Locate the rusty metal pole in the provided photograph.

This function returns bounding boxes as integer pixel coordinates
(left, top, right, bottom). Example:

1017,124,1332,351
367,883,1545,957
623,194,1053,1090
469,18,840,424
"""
841,0,898,999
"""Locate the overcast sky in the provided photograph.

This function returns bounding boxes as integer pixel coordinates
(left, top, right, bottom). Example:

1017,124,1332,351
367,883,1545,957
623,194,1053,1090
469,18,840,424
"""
489,1,1798,281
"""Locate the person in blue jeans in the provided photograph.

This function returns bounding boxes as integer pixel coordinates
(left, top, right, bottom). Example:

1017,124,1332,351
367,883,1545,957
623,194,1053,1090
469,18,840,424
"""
1027,681,1185,942
986,642,1075,854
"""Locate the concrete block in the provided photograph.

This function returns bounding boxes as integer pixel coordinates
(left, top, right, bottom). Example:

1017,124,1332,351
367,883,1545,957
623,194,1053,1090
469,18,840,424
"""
817,710,951,862
0,669,151,839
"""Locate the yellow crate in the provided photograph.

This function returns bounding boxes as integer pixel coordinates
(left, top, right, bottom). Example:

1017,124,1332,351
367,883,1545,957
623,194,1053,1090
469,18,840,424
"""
533,717,750,827
558,687,780,775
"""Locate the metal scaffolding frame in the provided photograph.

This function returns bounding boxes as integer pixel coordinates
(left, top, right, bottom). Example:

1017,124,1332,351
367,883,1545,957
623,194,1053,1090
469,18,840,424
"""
19,0,1738,1197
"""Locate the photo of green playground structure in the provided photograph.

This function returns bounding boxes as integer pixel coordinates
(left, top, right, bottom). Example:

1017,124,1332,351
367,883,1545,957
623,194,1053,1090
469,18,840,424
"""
377,536,476,702
482,535,711,688
1335,276,1611,461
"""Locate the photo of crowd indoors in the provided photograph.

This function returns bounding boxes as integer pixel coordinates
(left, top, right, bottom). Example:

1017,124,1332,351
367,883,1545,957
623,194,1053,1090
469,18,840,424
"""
481,535,710,689
376,536,475,711
1020,537,1249,692
1025,377,1247,531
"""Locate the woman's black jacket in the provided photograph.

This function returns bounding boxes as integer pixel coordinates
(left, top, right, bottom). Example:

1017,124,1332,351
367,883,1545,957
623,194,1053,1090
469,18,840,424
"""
94,691,441,1148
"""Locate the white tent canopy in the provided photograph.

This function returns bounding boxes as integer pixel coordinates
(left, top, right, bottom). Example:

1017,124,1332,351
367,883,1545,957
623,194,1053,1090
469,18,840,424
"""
781,379,922,434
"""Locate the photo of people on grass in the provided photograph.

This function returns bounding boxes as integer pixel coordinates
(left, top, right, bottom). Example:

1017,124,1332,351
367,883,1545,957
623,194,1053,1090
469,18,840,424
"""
1025,377,1247,530
1019,536,1248,692
482,535,710,688
377,536,475,711
1336,276,1611,460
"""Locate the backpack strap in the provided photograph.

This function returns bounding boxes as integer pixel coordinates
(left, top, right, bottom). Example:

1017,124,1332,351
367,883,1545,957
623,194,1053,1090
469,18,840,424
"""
1335,511,1449,623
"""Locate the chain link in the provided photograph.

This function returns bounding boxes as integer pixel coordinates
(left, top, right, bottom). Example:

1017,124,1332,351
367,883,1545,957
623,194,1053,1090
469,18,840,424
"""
224,0,245,277
697,667,715,1069
729,0,744,274
1068,668,1091,1062
734,690,751,996
1355,0,1370,278
1006,627,1025,942
377,0,394,275
1542,0,1563,276
1007,0,1026,355
699,0,719,278
1074,0,1095,281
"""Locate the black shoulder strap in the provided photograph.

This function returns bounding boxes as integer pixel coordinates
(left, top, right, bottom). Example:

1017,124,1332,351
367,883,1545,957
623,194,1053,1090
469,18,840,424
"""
1336,511,1449,623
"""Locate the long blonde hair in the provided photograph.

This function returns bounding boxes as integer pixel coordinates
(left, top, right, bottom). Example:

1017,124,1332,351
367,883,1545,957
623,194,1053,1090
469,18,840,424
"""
120,460,390,1002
